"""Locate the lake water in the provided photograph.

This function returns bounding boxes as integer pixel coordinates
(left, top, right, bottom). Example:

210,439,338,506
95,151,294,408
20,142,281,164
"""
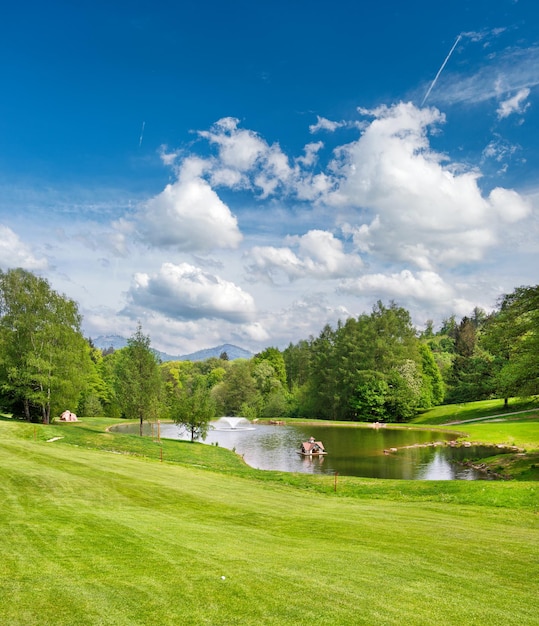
114,420,496,480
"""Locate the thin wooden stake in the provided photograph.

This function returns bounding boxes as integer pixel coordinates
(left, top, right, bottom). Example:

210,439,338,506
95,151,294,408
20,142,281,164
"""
334,472,338,492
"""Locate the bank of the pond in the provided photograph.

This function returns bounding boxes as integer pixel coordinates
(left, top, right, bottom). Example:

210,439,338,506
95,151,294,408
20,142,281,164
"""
443,419,539,480
414,403,539,480
2,416,537,507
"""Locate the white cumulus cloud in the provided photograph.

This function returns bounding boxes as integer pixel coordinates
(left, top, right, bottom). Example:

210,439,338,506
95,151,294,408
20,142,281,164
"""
488,187,531,223
246,230,363,282
200,117,268,171
125,262,256,323
137,161,242,252
326,101,531,269
339,270,454,306
0,225,48,271
198,117,295,198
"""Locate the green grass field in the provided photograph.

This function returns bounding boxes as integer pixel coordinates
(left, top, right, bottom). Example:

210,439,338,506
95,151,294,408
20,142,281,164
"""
1,412,538,625
413,397,539,425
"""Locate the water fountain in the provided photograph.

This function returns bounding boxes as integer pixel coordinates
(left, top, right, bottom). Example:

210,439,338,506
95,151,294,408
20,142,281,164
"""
212,416,254,431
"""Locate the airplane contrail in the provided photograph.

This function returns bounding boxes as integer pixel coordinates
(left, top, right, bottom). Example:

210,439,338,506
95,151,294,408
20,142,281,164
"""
421,34,462,107
138,121,146,147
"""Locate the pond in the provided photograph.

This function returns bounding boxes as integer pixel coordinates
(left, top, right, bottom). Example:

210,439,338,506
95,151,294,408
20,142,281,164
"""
113,420,500,480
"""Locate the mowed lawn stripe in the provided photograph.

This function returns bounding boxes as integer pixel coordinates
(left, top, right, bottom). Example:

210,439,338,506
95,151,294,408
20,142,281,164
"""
1,435,537,625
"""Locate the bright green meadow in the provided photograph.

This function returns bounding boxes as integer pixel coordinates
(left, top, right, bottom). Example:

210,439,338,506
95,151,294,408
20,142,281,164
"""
1,409,538,626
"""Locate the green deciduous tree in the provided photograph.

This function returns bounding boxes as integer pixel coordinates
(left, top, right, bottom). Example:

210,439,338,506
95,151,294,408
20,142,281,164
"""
0,268,92,423
212,359,258,417
168,374,216,442
418,343,444,407
251,348,290,417
447,314,496,403
283,340,311,391
481,285,539,402
114,324,162,435
386,360,424,421
284,302,437,422
76,342,108,417
307,324,339,419
351,371,389,421
97,350,123,418
324,303,426,421
253,347,287,387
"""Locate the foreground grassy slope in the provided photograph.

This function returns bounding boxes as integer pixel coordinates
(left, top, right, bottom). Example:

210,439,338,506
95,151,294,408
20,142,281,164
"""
1,418,538,625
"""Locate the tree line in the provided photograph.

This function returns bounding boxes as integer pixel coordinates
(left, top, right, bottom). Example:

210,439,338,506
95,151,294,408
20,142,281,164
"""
1,268,537,436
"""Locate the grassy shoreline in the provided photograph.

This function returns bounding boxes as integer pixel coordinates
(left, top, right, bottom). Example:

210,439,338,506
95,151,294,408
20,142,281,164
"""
2,406,538,500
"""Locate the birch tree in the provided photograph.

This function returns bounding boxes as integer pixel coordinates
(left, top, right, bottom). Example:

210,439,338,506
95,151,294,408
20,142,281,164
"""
0,268,92,422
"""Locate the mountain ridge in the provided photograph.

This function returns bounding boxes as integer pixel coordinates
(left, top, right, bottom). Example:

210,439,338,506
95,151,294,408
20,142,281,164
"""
91,335,253,362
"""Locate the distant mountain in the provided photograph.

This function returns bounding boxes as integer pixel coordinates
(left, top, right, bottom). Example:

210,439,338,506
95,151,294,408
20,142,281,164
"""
91,336,253,362
92,335,128,351
176,344,253,362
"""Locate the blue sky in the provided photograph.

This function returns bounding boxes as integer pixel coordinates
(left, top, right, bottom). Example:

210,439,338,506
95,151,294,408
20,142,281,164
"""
1,0,538,354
